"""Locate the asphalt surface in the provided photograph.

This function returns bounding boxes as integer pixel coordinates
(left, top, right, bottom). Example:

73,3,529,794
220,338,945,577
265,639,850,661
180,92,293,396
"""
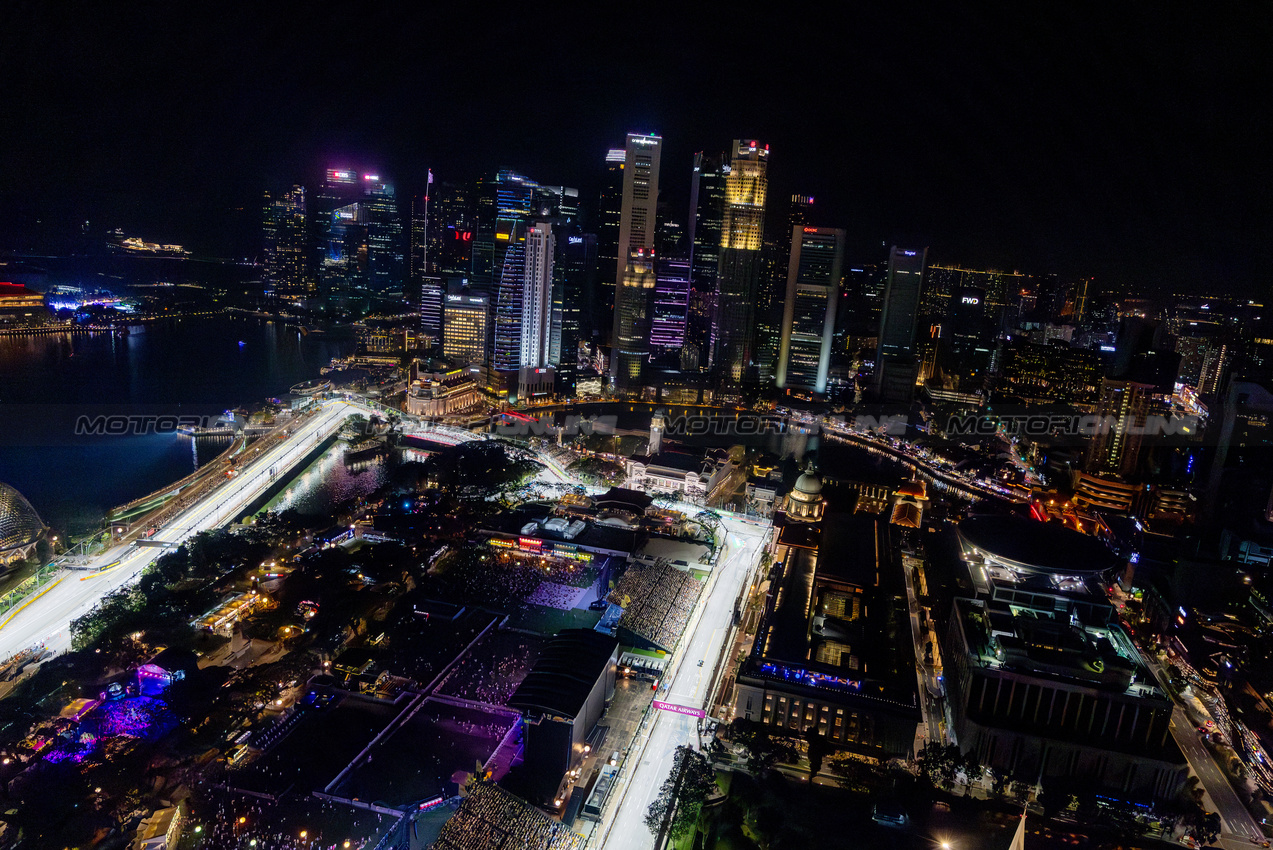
598,515,768,850
0,400,356,659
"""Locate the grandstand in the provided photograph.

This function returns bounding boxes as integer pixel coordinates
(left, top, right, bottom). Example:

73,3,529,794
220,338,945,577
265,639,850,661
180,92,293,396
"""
609,560,704,652
432,781,584,850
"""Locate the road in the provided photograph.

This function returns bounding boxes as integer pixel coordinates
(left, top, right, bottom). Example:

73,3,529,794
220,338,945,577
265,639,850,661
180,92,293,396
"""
0,399,358,659
598,515,768,850
900,551,947,748
1168,706,1265,846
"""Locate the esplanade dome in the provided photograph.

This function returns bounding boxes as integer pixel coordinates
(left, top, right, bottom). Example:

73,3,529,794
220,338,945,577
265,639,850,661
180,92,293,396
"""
0,481,45,565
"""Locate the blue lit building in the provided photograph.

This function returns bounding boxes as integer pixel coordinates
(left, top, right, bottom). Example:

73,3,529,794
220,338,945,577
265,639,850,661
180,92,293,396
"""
650,256,690,364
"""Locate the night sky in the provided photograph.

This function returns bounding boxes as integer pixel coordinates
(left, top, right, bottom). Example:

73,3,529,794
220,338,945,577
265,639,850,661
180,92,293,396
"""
2,3,1269,295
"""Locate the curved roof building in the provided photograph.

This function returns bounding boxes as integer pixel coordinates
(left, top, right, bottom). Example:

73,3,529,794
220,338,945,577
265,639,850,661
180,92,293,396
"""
0,482,45,566
957,514,1117,576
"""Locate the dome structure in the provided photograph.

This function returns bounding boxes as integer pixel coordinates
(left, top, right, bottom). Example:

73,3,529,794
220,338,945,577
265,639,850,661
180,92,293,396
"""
782,462,825,521
0,482,45,566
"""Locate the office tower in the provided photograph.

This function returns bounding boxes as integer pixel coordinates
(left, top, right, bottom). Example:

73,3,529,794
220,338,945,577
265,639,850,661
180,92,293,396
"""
409,189,428,288
443,283,488,367
471,170,536,293
874,246,927,403
650,256,691,363
554,229,597,371
687,151,726,360
361,175,404,293
611,249,658,387
597,149,626,340
776,226,846,395
426,180,476,279
609,133,662,387
1086,378,1154,477
712,139,769,388
1199,342,1231,396
521,221,555,368
419,276,445,342
492,221,527,371
262,185,310,298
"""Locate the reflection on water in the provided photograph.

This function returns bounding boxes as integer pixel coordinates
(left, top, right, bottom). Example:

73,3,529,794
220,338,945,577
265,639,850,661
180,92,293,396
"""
263,445,435,519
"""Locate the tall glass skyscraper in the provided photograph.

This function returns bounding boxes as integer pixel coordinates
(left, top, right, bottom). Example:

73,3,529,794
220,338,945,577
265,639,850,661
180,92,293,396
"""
875,245,928,402
712,140,769,388
687,151,726,359
363,176,404,293
776,226,845,395
609,133,662,388
262,184,309,298
597,149,626,343
492,221,527,371
650,256,692,362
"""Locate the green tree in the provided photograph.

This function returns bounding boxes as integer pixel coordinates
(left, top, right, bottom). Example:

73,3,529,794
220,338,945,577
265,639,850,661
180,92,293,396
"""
644,745,718,840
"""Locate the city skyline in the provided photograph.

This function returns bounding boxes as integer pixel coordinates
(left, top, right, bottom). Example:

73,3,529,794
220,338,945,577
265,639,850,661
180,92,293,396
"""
1,6,1269,296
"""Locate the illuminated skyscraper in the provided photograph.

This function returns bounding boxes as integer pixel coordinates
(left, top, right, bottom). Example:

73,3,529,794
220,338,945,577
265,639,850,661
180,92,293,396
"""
776,226,845,395
443,283,488,367
521,221,555,368
1086,378,1154,477
361,175,403,293
875,246,927,402
262,184,310,298
426,180,476,279
597,148,626,341
650,256,691,362
712,139,769,387
609,133,662,387
611,249,658,387
492,221,527,371
687,151,726,359
553,228,597,371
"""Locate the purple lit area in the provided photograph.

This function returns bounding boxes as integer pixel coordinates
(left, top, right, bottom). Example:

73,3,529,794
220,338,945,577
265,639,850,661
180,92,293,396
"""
43,697,177,765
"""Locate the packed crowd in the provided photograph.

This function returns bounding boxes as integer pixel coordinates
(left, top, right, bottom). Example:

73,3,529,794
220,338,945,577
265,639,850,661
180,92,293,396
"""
611,562,704,649
436,631,542,706
526,580,589,610
189,792,386,850
432,781,584,850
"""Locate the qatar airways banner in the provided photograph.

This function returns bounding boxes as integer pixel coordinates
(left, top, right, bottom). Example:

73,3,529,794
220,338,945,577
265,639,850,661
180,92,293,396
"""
654,700,706,718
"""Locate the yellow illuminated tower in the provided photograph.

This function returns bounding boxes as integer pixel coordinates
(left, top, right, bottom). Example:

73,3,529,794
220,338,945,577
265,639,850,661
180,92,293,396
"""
712,139,769,389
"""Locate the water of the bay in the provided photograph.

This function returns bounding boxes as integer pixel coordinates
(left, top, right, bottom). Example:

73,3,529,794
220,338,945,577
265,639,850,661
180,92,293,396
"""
0,315,354,535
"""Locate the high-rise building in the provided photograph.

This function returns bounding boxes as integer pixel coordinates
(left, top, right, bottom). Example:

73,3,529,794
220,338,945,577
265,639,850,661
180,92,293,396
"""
712,139,769,388
650,256,692,363
492,221,528,371
427,180,477,279
687,151,726,358
611,249,658,387
311,168,404,294
521,221,555,369
409,189,429,288
419,276,445,343
875,246,927,402
554,229,598,371
776,227,845,395
361,175,404,293
262,185,310,298
443,283,489,367
596,148,626,342
609,133,662,387
1086,378,1155,477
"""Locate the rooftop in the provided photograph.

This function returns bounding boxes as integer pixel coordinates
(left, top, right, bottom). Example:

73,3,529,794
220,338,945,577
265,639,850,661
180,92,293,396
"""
958,514,1118,575
506,630,618,720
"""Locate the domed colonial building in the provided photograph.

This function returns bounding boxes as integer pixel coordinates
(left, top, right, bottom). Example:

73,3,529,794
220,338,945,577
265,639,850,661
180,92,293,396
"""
779,462,825,522
0,482,45,567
